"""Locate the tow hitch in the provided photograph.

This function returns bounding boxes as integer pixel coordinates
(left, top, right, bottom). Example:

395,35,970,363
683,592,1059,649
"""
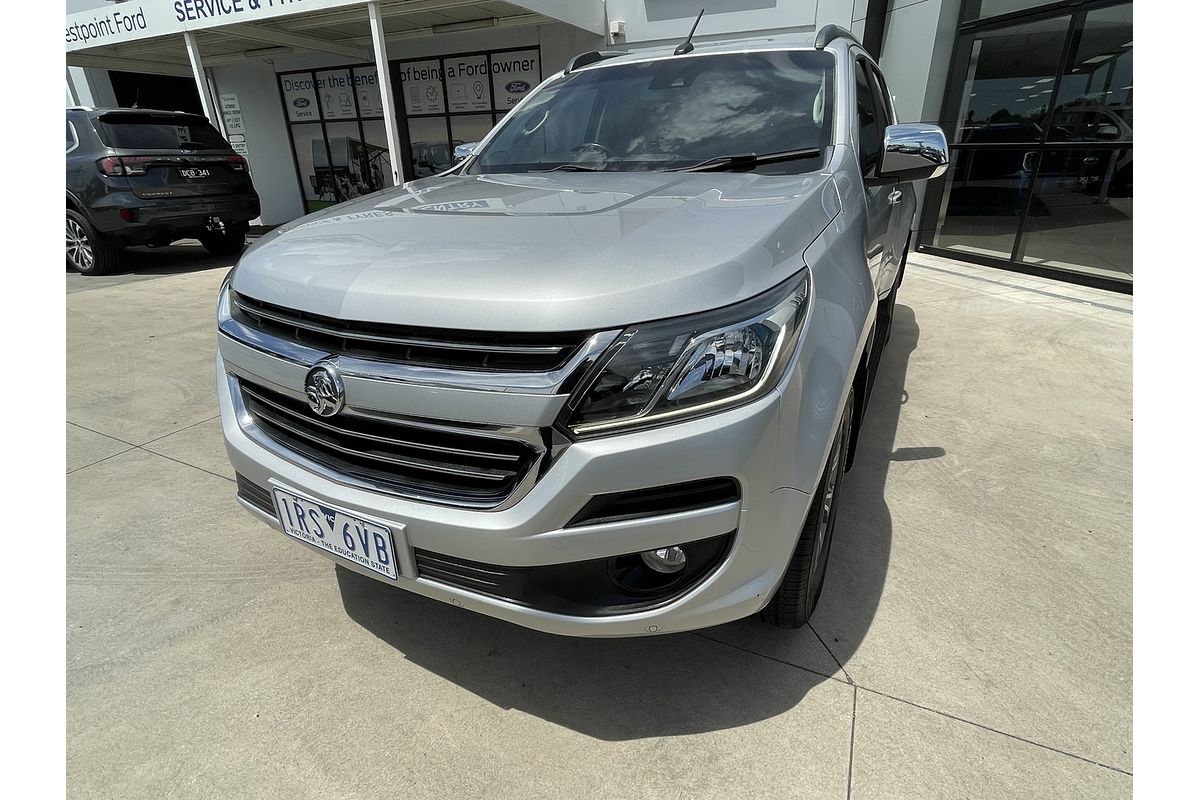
205,216,226,234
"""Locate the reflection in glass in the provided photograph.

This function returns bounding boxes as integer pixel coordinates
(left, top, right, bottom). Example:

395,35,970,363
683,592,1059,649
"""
945,16,1069,144
321,121,372,202
290,123,334,212
1018,148,1132,280
475,51,834,173
408,117,451,178
932,148,1034,259
359,120,393,191
1048,4,1132,142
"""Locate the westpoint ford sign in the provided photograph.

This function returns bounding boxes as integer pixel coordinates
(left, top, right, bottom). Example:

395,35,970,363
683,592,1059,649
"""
65,0,605,52
66,0,381,51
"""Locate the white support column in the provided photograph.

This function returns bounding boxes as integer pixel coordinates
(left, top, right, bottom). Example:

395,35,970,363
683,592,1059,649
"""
367,1,403,187
183,31,219,123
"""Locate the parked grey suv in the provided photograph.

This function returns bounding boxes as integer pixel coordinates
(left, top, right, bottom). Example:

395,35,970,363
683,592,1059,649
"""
66,107,260,275
217,28,947,636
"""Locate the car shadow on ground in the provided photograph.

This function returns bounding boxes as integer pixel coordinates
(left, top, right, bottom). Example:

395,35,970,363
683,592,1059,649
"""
335,303,924,739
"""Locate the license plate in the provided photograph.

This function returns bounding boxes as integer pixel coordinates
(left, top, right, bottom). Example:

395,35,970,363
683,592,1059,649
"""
179,167,211,179
271,486,402,580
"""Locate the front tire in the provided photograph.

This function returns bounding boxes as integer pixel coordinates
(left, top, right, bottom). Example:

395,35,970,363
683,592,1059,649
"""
199,228,247,257
760,387,855,628
66,210,121,276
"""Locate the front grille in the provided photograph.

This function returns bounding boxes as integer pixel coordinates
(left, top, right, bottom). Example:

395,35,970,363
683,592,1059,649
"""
239,380,539,507
231,291,588,372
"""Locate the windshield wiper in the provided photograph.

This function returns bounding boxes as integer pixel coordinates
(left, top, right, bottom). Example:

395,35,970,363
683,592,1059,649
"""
669,147,824,173
539,163,606,172
177,140,217,150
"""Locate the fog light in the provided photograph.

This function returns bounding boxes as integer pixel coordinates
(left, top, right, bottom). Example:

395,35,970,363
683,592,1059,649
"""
640,546,687,574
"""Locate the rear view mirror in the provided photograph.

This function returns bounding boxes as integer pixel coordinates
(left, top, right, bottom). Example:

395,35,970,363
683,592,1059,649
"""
878,123,949,181
1096,124,1120,139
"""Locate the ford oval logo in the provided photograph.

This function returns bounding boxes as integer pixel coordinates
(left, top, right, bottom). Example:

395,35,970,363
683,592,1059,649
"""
293,97,311,108
505,80,529,93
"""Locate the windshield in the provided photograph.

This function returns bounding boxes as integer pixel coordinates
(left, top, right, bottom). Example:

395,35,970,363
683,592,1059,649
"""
469,50,835,174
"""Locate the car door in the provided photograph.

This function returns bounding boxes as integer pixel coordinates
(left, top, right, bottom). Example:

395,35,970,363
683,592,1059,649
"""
866,63,914,294
853,57,891,294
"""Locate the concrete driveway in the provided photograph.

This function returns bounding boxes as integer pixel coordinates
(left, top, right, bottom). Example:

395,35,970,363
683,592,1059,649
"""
66,244,1132,799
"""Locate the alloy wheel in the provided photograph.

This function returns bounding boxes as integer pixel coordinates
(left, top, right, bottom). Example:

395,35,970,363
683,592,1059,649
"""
66,218,94,271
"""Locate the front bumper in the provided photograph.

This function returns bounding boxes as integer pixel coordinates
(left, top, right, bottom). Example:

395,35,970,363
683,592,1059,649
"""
217,348,816,637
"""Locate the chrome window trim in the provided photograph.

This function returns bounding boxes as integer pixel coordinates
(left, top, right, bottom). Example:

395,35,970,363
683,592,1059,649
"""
66,120,79,154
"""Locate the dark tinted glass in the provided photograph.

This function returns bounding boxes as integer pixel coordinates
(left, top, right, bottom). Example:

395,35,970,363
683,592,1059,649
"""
855,61,883,176
1048,3,1132,142
1017,147,1132,280
94,114,230,150
931,148,1032,259
474,51,834,173
945,16,1070,144
963,0,1059,21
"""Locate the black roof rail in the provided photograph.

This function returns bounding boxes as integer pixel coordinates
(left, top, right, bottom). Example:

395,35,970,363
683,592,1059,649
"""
564,50,627,74
814,24,862,50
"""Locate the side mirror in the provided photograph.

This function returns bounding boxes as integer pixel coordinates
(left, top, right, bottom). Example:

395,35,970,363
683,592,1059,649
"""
1096,124,1120,140
454,141,480,164
878,123,949,181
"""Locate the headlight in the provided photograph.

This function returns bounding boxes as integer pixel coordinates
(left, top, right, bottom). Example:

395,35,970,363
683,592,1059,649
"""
559,270,810,437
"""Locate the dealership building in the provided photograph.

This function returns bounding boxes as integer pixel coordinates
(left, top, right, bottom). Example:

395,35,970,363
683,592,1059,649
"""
66,0,1133,290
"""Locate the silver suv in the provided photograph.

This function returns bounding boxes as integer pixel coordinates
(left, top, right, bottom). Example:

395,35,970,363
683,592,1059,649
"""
217,27,947,636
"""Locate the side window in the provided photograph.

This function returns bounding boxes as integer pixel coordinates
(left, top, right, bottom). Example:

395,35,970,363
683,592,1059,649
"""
66,120,78,153
854,60,882,176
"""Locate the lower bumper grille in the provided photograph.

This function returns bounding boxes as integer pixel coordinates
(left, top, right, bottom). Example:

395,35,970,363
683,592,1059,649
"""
238,380,539,507
236,473,274,514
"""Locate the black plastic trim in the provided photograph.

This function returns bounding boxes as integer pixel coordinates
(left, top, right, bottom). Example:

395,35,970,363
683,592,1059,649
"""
565,478,741,528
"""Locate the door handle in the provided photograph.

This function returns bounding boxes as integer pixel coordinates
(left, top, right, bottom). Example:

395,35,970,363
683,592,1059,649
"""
888,189,902,205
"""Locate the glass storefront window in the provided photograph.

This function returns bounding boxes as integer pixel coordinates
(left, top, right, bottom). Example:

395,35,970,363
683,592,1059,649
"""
1016,147,1132,280
289,123,335,210
944,15,1070,144
408,117,451,178
1048,4,1133,143
931,148,1031,259
449,114,494,151
314,69,357,120
359,120,393,192
963,1,1061,22
922,1,1132,287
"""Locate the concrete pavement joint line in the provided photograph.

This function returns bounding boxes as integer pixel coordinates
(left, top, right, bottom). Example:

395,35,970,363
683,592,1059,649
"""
134,447,236,485
854,684,1133,777
846,686,858,800
138,414,222,448
689,631,849,685
908,261,1131,314
67,420,139,448
810,623,855,685
692,628,1130,776
66,445,139,475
